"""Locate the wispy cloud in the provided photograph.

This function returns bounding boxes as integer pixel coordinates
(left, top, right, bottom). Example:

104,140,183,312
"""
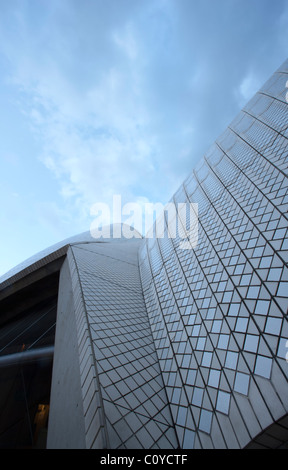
236,72,262,108
0,0,287,275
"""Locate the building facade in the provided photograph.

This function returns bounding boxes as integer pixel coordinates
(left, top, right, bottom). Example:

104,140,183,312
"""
0,59,288,449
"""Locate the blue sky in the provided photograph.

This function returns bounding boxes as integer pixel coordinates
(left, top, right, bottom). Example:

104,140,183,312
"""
0,0,288,276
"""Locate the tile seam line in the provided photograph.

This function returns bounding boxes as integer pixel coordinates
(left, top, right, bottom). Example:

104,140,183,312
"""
140,240,197,448
156,214,237,448
258,89,288,106
241,107,288,140
227,125,288,182
86,243,178,448
72,243,140,267
69,245,110,449
171,187,265,441
208,144,288,272
73,267,144,295
137,244,181,449
184,170,288,409
205,140,288,308
190,165,287,371
213,139,288,225
103,390,176,429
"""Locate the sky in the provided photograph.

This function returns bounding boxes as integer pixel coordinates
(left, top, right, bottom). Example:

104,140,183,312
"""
0,0,288,276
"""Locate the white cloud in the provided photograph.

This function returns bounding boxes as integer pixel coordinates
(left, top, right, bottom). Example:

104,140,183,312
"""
240,74,261,101
0,5,164,218
1,0,285,243
112,22,138,61
235,72,262,108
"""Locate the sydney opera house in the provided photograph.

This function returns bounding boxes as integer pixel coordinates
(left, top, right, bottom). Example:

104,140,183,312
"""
0,59,288,449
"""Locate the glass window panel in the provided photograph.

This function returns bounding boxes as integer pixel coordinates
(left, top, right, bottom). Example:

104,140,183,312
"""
183,429,195,449
186,369,197,385
222,291,233,303
244,334,259,353
260,256,273,268
247,286,260,299
253,246,264,258
172,387,181,403
225,351,238,369
218,281,227,292
216,391,230,414
277,337,288,360
255,300,270,316
199,409,212,433
206,308,216,320
247,238,257,249
202,351,213,367
277,282,288,297
176,406,187,426
192,387,204,406
228,303,240,316
182,354,191,368
202,298,210,309
188,314,196,325
240,274,252,286
212,320,222,333
235,317,248,333
208,369,221,388
192,325,201,336
255,355,272,379
196,337,206,350
234,372,250,395
218,334,229,350
234,264,245,275
267,268,282,282
265,317,282,336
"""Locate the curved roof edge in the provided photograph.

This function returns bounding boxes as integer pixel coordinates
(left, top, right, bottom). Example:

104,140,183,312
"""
0,224,143,291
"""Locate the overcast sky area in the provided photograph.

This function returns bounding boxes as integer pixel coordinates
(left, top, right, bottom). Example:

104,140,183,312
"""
0,0,288,276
